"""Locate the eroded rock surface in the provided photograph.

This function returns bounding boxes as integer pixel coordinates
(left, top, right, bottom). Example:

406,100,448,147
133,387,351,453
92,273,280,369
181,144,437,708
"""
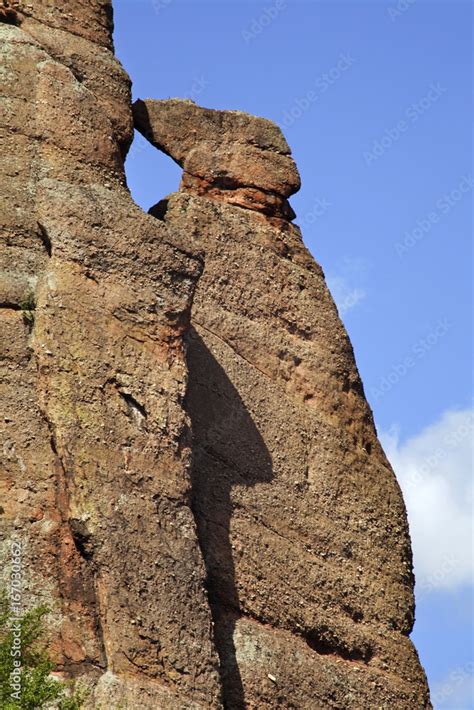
134,98,301,220
141,100,430,707
1,6,220,708
154,192,431,709
1,0,431,708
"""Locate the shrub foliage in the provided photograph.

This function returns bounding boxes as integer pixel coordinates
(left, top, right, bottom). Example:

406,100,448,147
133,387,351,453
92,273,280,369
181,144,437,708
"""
0,590,85,709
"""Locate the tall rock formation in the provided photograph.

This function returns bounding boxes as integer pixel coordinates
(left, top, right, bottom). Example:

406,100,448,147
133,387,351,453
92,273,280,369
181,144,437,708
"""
1,1,430,708
1,2,220,706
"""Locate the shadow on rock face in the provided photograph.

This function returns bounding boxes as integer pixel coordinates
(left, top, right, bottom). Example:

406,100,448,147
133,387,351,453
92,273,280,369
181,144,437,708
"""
186,327,273,709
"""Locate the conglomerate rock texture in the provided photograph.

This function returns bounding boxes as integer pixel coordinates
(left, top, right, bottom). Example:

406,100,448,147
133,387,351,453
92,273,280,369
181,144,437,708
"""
0,1,430,708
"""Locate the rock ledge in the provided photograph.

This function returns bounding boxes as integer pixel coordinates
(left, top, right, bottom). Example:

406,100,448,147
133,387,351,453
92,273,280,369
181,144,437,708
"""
133,98,301,220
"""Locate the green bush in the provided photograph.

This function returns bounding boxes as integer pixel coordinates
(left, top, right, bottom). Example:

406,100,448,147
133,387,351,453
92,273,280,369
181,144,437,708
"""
0,591,85,709
20,292,35,328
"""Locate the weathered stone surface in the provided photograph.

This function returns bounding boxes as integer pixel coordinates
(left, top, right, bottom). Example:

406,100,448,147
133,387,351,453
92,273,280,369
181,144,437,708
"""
1,0,431,707
21,18,133,154
134,98,301,220
152,191,431,708
4,0,114,47
1,13,220,710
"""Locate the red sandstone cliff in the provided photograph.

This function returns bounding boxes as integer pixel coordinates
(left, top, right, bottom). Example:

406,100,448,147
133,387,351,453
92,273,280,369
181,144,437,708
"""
0,2,430,707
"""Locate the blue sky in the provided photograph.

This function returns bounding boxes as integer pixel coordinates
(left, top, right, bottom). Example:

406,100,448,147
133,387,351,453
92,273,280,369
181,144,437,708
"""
113,1,473,706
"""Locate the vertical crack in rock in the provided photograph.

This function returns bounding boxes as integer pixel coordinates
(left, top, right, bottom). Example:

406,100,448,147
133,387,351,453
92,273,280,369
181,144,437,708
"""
36,221,52,257
38,402,108,674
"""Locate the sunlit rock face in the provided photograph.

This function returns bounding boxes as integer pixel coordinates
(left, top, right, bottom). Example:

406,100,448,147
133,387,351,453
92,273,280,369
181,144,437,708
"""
134,97,301,221
0,3,220,707
1,1,430,707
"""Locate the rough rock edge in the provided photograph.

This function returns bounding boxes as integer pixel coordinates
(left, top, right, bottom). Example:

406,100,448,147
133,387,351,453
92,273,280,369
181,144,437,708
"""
133,97,301,220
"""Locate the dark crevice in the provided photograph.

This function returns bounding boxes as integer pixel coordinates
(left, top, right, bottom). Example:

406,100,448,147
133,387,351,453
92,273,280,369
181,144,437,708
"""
0,296,35,331
70,519,94,561
149,198,169,221
0,301,22,311
84,270,99,284
303,628,373,663
37,222,52,256
342,375,365,397
118,390,147,419
105,376,148,422
0,5,20,25
69,66,85,83
49,435,58,455
212,589,372,663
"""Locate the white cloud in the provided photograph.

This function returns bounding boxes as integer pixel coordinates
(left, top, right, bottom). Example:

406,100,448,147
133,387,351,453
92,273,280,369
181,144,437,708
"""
327,256,368,316
430,661,474,709
326,275,366,315
381,408,473,592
